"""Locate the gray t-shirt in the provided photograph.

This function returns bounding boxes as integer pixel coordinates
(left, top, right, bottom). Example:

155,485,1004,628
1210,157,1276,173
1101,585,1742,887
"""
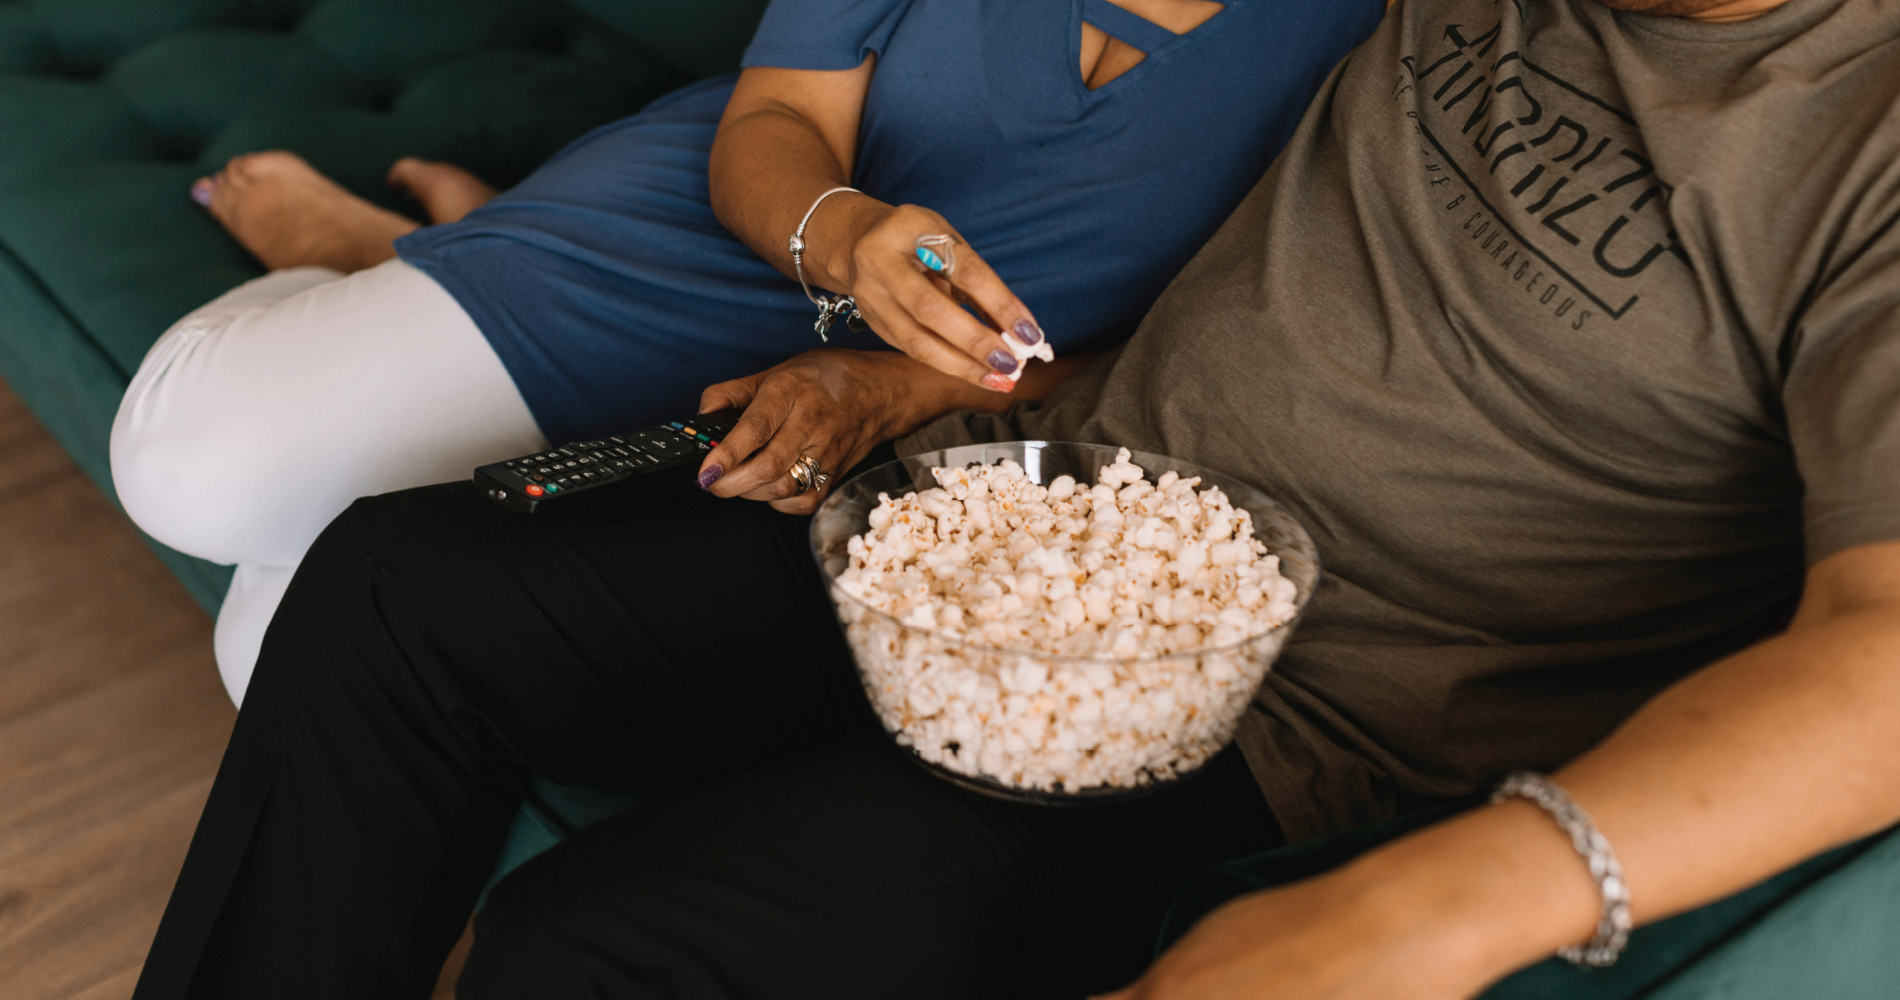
903,0,1900,841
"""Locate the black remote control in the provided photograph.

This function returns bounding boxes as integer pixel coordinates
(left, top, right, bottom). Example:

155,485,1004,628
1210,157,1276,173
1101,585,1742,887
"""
474,410,741,512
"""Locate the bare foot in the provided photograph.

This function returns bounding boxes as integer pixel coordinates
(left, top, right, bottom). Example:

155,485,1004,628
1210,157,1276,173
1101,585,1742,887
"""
387,157,499,224
191,151,418,273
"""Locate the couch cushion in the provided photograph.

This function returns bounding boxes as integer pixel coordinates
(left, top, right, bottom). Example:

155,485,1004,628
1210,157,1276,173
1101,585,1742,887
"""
0,0,760,611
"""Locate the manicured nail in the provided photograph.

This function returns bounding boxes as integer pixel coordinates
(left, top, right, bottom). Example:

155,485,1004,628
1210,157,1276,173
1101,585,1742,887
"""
985,349,1019,375
1011,319,1044,346
696,465,723,491
190,178,215,207
980,372,1016,393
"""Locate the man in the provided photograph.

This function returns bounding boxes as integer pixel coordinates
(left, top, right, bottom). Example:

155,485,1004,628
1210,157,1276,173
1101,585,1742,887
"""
135,0,1900,997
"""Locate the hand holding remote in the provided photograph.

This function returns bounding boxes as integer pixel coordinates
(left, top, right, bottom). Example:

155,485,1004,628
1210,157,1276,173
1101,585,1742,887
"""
694,349,915,515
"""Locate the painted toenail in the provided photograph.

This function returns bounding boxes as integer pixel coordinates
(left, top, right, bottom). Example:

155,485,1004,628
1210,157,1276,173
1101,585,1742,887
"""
190,179,215,207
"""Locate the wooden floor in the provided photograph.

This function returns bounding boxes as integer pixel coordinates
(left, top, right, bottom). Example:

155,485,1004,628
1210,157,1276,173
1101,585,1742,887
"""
0,380,466,998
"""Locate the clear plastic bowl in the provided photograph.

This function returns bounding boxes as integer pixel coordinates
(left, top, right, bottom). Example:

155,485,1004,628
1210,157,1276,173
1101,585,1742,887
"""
811,442,1320,804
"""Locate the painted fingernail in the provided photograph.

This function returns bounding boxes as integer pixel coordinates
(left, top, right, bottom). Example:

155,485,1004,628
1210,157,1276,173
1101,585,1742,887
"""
1011,319,1044,346
980,372,1016,393
696,465,723,491
985,349,1019,375
190,178,215,207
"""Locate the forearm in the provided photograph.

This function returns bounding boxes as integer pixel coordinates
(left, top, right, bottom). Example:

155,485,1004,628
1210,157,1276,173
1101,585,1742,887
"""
710,69,1041,385
1346,549,1900,990
708,68,889,292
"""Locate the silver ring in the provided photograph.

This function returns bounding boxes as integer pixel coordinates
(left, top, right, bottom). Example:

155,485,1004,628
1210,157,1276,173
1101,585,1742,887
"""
790,455,827,496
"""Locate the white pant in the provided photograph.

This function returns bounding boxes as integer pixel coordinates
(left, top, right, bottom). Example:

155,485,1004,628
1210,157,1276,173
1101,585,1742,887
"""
111,259,547,705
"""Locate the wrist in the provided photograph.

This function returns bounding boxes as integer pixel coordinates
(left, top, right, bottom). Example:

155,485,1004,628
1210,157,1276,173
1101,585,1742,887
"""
805,192,889,293
1340,804,1606,991
862,351,991,439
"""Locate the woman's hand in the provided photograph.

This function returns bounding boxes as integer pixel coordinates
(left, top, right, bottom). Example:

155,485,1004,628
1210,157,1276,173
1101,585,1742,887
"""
709,67,1046,394
692,345,1097,514
692,349,931,515
824,201,1048,392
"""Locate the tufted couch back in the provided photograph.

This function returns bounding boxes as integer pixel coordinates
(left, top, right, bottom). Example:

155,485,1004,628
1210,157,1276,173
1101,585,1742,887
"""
0,0,769,203
0,0,768,609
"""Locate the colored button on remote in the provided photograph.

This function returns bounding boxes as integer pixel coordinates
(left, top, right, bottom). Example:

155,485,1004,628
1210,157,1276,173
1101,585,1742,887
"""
525,484,545,497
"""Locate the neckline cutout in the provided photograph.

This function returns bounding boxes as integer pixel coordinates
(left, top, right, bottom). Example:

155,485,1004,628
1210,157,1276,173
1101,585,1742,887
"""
1077,0,1226,93
1082,0,1182,53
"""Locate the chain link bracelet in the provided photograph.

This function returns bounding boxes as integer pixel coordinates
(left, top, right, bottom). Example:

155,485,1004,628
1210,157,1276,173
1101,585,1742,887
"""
1491,770,1633,967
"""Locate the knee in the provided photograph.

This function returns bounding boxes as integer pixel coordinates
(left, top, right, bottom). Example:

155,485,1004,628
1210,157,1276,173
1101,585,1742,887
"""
111,353,302,565
113,395,340,574
110,419,237,563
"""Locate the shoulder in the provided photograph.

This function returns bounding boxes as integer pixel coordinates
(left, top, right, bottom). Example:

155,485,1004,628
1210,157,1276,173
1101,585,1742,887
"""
743,0,916,71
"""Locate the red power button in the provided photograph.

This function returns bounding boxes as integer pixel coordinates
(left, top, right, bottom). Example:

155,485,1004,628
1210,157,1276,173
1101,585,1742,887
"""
525,484,545,497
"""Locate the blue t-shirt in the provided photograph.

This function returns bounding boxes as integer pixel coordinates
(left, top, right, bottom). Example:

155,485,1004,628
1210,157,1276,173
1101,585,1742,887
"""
397,0,1383,443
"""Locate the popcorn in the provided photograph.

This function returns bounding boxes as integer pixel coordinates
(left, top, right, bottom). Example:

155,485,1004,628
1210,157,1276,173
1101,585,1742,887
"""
1001,333,1056,383
831,449,1301,793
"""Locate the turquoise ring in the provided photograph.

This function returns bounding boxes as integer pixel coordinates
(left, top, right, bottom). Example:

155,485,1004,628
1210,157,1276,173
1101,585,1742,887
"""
914,234,956,275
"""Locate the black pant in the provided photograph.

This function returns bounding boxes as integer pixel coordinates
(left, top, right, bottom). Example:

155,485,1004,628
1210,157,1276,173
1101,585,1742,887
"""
133,466,1282,1000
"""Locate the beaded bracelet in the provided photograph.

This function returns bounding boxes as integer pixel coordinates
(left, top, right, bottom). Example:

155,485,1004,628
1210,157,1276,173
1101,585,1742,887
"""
1492,770,1633,967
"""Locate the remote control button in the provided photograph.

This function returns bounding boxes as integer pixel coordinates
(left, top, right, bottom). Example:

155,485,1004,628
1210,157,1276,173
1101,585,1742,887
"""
525,484,545,496
544,483,561,493
693,433,710,442
641,436,691,459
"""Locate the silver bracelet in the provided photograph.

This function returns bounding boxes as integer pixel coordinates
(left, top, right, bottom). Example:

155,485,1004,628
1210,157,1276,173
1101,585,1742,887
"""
1492,770,1633,967
788,185,864,341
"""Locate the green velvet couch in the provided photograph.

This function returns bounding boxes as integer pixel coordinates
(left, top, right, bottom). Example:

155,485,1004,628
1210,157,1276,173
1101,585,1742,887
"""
1,1,1892,993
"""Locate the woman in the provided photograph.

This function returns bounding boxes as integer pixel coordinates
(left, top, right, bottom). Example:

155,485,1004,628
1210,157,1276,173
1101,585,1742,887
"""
108,0,1384,703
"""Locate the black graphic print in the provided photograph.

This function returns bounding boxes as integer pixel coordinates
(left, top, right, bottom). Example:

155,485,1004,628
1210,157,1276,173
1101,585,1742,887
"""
1396,5,1689,324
